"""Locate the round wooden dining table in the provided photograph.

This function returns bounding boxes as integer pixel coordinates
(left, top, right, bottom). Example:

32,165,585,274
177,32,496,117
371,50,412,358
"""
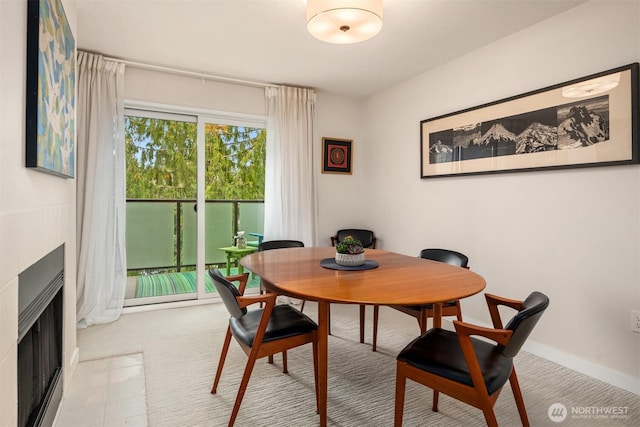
241,247,486,426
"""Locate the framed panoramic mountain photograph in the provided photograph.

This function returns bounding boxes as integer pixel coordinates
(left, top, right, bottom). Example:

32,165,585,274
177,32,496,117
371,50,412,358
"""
420,63,638,178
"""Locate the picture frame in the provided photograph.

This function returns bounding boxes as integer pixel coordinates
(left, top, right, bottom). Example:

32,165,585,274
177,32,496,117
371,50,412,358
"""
420,63,639,179
26,0,76,178
322,137,353,174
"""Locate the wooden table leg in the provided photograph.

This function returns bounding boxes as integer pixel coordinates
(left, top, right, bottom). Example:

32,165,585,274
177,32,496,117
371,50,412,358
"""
433,302,443,329
317,300,328,427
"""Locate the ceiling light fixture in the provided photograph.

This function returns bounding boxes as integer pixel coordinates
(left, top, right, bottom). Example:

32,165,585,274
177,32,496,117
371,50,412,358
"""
562,73,621,98
307,0,383,44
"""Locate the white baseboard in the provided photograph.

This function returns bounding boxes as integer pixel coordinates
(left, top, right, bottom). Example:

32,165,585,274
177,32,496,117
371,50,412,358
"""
522,340,639,395
123,297,217,314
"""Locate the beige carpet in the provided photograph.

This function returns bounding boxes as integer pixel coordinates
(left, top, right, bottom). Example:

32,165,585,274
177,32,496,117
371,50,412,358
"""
77,302,639,426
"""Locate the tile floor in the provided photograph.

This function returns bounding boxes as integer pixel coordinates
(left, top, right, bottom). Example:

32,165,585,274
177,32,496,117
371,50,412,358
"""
55,353,148,426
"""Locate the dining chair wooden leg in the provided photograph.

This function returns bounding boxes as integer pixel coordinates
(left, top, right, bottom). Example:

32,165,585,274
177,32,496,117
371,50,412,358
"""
481,404,500,427
419,308,429,333
394,365,407,427
268,355,274,364
300,299,306,312
282,351,288,374
328,305,332,335
509,369,530,427
230,350,260,427
212,327,233,394
359,304,366,343
474,381,499,427
455,300,463,321
432,390,439,412
372,305,379,352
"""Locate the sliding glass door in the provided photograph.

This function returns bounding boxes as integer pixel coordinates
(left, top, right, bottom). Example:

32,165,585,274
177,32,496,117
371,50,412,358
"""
124,110,199,305
199,119,266,297
124,105,265,306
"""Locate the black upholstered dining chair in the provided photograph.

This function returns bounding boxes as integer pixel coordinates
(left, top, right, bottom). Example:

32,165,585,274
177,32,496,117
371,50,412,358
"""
258,239,305,252
208,269,319,426
330,228,377,341
370,248,468,351
257,239,305,305
330,228,377,249
394,291,549,426
257,239,307,346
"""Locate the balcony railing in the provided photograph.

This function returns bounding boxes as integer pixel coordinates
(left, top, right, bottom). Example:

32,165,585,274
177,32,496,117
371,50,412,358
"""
125,199,264,274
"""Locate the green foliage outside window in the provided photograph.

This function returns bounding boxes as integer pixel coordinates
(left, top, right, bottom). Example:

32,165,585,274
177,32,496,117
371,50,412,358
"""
125,116,266,200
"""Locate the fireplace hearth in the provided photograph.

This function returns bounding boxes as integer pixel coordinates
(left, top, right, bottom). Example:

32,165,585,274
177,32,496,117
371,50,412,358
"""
18,245,64,427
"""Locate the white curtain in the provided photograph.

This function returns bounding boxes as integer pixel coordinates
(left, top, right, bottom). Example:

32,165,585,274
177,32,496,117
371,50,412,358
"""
264,86,318,245
76,51,127,328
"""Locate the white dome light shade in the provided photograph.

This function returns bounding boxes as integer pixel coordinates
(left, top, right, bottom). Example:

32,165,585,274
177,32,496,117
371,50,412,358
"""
307,0,383,44
562,73,621,98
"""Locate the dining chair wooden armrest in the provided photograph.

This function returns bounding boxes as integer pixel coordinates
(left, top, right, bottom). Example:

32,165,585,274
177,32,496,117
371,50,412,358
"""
237,292,277,309
485,293,525,329
453,320,513,347
225,273,250,295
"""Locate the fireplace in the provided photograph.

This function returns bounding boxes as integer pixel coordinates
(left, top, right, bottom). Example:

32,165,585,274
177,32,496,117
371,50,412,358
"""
17,245,64,427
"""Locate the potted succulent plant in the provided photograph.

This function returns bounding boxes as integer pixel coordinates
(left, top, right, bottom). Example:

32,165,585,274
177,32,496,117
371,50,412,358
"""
335,235,366,266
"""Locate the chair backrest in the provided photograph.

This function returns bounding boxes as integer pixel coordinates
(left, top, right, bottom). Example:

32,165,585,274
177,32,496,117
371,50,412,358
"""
502,291,549,357
208,269,246,318
335,229,376,248
258,240,304,251
419,248,469,268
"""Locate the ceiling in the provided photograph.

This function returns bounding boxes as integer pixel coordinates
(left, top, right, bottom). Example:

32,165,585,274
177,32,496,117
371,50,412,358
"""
75,0,585,99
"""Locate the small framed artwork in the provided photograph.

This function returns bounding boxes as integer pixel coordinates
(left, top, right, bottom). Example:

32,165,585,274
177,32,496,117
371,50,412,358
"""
420,63,639,178
25,0,76,178
322,137,352,174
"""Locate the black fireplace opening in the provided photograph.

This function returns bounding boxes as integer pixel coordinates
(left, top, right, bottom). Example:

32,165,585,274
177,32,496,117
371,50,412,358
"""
18,245,64,427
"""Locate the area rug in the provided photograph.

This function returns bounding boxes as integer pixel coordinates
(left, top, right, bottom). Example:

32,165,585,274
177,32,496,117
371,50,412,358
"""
136,270,259,298
77,303,640,427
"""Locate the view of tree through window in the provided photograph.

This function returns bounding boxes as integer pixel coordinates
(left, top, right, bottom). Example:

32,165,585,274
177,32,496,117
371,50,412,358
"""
125,115,266,200
204,123,266,200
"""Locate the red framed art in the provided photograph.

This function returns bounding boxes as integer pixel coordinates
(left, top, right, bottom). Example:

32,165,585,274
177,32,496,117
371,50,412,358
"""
322,137,352,174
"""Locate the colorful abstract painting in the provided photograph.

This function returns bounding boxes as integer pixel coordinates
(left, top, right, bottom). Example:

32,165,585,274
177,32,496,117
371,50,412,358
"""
26,0,76,178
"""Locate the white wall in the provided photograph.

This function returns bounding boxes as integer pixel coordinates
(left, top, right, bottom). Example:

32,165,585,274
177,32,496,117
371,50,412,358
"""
0,1,78,425
124,67,266,116
315,92,367,244
363,0,640,393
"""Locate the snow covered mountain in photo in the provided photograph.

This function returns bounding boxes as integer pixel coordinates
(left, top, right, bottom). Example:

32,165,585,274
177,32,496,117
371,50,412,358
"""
557,105,608,149
516,122,558,154
463,122,517,159
479,123,517,146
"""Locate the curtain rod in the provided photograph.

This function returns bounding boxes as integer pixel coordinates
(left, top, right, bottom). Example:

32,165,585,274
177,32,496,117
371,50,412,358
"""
102,55,279,89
